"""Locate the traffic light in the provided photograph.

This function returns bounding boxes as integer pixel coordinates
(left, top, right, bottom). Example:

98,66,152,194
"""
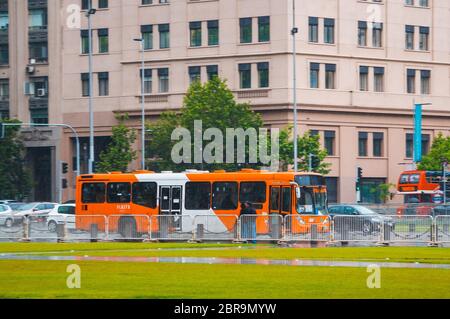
357,167,363,180
62,162,69,174
62,179,68,189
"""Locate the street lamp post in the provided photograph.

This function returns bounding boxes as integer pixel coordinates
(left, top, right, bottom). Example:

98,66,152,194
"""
134,38,146,170
86,6,97,174
291,0,299,172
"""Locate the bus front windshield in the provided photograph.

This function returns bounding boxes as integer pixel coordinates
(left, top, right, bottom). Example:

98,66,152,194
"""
315,191,328,215
296,187,315,214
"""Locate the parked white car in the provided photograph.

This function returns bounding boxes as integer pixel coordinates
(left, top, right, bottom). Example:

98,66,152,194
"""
12,202,58,224
0,204,14,227
47,204,76,232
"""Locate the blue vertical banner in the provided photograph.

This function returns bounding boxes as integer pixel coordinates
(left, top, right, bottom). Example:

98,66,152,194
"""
414,103,423,163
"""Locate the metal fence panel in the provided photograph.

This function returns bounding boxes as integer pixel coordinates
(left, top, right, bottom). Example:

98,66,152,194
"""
0,214,24,241
193,215,238,241
28,214,59,241
107,215,151,240
65,215,108,241
435,216,450,243
239,214,283,242
332,215,384,242
381,215,433,243
150,215,194,241
284,215,331,241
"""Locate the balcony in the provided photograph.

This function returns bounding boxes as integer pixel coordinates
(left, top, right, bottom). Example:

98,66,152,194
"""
28,26,48,43
236,89,270,99
0,99,8,110
29,97,48,110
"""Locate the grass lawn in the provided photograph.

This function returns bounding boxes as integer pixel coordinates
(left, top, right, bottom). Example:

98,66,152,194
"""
0,260,450,299
0,243,450,299
1,243,450,264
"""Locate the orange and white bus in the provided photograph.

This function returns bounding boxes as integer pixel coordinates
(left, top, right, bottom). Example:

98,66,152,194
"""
75,169,329,237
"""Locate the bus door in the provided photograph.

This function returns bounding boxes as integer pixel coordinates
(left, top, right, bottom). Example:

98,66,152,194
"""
269,186,290,238
159,186,182,229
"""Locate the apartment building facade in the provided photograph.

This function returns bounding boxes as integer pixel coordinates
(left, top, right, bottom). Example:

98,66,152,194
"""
3,0,450,203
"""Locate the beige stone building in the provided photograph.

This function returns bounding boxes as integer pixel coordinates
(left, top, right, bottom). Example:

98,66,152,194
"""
3,0,450,203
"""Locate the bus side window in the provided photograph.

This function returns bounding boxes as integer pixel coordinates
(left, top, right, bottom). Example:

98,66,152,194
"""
185,182,211,210
82,183,106,203
281,187,291,213
107,183,131,203
240,182,266,204
132,182,157,208
269,187,281,212
212,182,238,210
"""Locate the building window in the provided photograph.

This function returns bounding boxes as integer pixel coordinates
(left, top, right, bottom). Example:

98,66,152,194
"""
29,42,48,62
325,177,339,204
141,25,153,50
420,70,430,95
28,8,47,30
159,24,170,49
310,63,319,88
358,132,368,157
207,20,219,46
359,66,368,91
239,63,251,89
0,79,9,100
405,0,414,5
207,65,218,80
189,21,202,47
82,0,92,10
257,62,269,88
325,64,336,89
374,67,384,92
81,73,90,97
98,28,109,53
422,134,430,155
0,44,8,65
419,26,429,51
373,132,384,157
188,66,201,84
407,69,416,93
405,133,413,158
324,18,335,44
140,69,152,94
258,16,270,42
419,0,429,7
309,17,318,43
358,21,367,46
98,72,109,96
372,22,383,47
81,30,90,54
324,131,335,156
158,68,169,93
405,25,414,50
240,17,252,44
98,0,108,9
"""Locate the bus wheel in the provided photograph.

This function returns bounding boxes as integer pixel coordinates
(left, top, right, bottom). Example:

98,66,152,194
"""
119,217,137,239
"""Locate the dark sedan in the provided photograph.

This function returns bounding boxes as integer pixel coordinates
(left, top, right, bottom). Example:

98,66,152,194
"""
328,205,395,234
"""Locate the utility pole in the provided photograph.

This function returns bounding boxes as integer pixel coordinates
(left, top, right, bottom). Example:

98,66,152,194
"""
134,37,146,170
86,4,97,174
292,0,299,172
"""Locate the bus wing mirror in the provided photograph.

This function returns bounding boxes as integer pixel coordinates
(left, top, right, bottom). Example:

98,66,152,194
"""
295,187,301,199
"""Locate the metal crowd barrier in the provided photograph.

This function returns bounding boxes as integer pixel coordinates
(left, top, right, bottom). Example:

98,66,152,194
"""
150,215,194,241
284,215,331,242
3,213,450,246
239,214,284,242
435,216,450,243
192,215,238,241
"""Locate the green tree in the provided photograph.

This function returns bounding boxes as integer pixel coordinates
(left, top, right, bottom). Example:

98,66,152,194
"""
0,119,32,200
418,133,450,171
147,77,263,171
278,126,331,174
96,114,137,173
370,183,396,203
